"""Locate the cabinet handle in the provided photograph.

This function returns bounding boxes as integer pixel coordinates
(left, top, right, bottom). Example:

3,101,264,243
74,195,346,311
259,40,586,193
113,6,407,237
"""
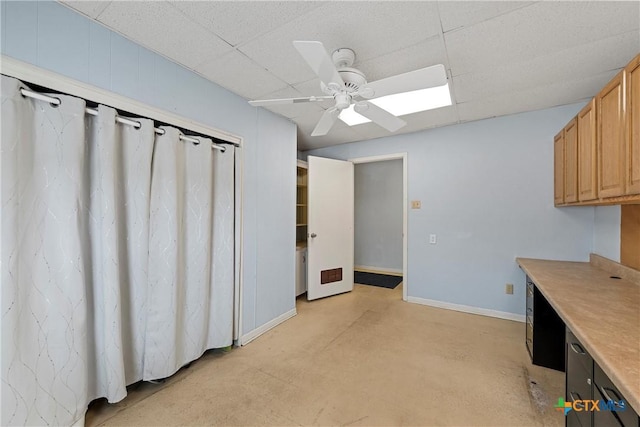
599,386,623,407
569,342,586,355
569,391,583,407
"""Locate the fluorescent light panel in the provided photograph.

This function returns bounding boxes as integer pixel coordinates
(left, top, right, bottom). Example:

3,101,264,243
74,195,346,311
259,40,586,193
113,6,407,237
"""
339,83,452,126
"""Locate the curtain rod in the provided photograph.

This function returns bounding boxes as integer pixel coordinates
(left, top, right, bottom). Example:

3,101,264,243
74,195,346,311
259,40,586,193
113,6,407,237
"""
19,87,227,152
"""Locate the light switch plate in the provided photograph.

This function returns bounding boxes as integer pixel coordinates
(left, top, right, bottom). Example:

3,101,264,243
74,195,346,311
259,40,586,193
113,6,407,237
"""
411,200,421,209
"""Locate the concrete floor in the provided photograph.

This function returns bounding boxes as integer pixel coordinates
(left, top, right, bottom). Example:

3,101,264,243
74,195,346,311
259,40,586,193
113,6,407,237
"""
86,283,565,426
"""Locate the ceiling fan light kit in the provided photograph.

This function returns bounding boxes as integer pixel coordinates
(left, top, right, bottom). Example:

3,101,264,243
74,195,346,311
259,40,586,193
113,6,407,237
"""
248,40,450,137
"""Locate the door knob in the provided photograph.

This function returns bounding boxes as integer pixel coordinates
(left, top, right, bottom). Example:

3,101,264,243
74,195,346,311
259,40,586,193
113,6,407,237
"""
310,233,317,238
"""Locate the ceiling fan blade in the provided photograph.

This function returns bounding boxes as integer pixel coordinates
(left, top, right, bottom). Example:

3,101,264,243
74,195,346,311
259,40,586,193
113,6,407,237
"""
293,41,345,91
311,108,340,136
354,102,406,132
360,64,448,99
249,95,333,107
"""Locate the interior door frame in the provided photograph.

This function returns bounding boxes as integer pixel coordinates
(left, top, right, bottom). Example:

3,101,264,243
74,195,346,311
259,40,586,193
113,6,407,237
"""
349,153,408,302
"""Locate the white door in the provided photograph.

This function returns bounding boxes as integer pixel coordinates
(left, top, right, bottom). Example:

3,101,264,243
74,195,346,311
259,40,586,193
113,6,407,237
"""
307,156,354,301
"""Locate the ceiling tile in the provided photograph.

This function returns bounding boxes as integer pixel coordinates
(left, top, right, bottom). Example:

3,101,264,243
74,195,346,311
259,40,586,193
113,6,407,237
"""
297,121,363,151
238,1,442,85
437,1,535,33
61,1,111,19
457,69,619,123
195,50,288,100
354,36,447,83
445,1,640,76
256,86,326,119
292,78,325,97
96,1,233,69
170,1,322,47
453,31,640,103
396,106,459,134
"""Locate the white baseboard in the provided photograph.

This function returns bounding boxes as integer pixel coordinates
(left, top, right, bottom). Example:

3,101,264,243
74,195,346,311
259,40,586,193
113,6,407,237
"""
407,297,526,323
354,265,403,276
239,308,297,346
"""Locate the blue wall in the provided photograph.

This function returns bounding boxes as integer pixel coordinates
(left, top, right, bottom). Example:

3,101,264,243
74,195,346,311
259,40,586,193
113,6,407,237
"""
308,104,595,316
0,1,296,337
593,206,621,262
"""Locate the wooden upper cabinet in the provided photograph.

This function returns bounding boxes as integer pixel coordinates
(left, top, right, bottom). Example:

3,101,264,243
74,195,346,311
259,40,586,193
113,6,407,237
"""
597,70,626,198
577,100,598,201
554,131,565,206
564,118,578,203
626,54,640,195
554,55,640,206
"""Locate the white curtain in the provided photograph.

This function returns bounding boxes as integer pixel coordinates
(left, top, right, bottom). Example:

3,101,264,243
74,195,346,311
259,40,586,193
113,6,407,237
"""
144,127,233,379
2,76,90,426
209,139,235,349
1,75,235,426
83,105,155,400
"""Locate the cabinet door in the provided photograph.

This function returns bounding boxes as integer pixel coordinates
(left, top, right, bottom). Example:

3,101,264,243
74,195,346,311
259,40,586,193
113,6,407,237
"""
564,118,579,203
566,329,594,427
594,363,639,427
578,100,598,201
566,329,593,375
626,54,640,195
567,367,593,427
597,70,626,198
554,131,565,205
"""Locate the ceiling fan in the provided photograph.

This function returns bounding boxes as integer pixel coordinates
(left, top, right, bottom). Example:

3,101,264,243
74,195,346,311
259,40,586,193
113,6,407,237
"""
249,41,448,137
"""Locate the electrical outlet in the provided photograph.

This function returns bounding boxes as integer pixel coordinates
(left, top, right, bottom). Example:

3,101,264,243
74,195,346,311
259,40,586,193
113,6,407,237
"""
505,283,514,295
429,234,437,244
411,200,421,209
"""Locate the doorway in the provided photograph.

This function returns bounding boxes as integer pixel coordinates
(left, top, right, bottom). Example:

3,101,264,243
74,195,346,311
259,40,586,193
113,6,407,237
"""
350,153,408,301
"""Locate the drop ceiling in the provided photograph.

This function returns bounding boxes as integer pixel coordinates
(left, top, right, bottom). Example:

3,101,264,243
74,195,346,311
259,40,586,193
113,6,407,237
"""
61,1,640,151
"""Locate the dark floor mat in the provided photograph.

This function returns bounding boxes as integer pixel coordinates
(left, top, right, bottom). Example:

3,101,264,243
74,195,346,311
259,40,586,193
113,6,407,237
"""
354,271,402,289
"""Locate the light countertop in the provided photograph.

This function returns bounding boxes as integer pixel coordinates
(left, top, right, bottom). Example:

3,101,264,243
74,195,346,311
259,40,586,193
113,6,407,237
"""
517,257,640,414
